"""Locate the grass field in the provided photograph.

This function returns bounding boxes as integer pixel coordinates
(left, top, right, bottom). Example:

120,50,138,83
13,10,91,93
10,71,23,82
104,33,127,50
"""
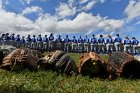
0,53,140,93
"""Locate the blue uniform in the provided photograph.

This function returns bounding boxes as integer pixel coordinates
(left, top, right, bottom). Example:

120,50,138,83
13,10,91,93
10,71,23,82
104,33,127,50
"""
132,40,139,45
84,38,89,52
31,37,36,49
43,37,48,50
78,38,83,43
21,38,26,47
15,36,20,47
78,38,83,52
71,38,77,52
16,36,20,42
64,37,70,52
10,35,15,41
26,37,32,42
32,37,36,43
26,37,32,48
98,38,105,44
21,38,25,43
43,37,48,42
72,38,77,43
90,38,97,52
37,36,42,42
124,39,131,52
106,38,113,44
48,35,54,51
132,39,139,54
91,38,97,44
114,37,122,51
56,37,62,50
37,36,42,49
4,35,10,45
84,38,89,43
64,38,70,43
114,37,122,43
49,36,54,41
106,38,113,53
10,35,15,46
56,38,62,43
124,39,131,45
1,35,5,45
98,38,105,53
5,35,10,41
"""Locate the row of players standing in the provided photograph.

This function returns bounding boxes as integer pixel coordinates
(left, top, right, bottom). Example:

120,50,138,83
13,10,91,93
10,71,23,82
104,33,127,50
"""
0,33,139,54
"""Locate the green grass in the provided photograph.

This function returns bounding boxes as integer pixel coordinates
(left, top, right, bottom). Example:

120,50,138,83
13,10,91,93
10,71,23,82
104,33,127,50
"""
0,53,140,93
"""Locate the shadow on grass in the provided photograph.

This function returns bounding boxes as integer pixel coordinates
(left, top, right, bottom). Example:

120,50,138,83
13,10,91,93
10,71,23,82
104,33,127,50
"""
0,85,53,93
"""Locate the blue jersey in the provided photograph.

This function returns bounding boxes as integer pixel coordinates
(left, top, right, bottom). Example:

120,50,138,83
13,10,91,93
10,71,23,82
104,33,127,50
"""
5,35,10,40
21,38,26,43
98,38,105,44
49,36,54,41
84,38,89,43
43,37,48,42
56,38,62,43
132,39,139,45
114,37,122,43
16,36,20,42
106,38,113,44
37,37,42,42
78,38,83,43
124,39,131,44
72,38,77,43
26,37,32,42
64,38,70,43
91,38,97,44
0,36,4,42
32,37,36,43
10,35,15,41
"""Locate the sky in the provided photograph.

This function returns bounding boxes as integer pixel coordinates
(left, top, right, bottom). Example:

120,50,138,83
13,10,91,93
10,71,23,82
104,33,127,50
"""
0,0,140,40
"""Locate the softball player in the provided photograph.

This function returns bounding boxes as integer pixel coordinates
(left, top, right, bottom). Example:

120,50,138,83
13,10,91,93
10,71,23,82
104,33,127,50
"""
15,34,21,48
48,33,54,51
21,36,26,48
90,34,97,52
114,34,122,51
43,35,48,50
10,34,15,46
31,35,36,49
4,33,10,45
106,35,114,54
55,35,62,50
26,35,32,48
71,36,77,53
84,35,89,53
37,34,43,50
0,34,5,46
98,35,105,53
64,35,70,52
78,36,83,53
132,37,139,55
124,36,131,53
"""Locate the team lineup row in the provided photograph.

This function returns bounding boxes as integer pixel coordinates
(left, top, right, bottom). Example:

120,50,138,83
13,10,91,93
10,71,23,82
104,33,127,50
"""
0,33,139,54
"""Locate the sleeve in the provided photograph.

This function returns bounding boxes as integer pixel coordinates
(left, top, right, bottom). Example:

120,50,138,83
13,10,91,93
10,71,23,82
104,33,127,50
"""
114,38,116,42
103,39,105,43
131,40,133,44
124,40,126,44
106,39,108,43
